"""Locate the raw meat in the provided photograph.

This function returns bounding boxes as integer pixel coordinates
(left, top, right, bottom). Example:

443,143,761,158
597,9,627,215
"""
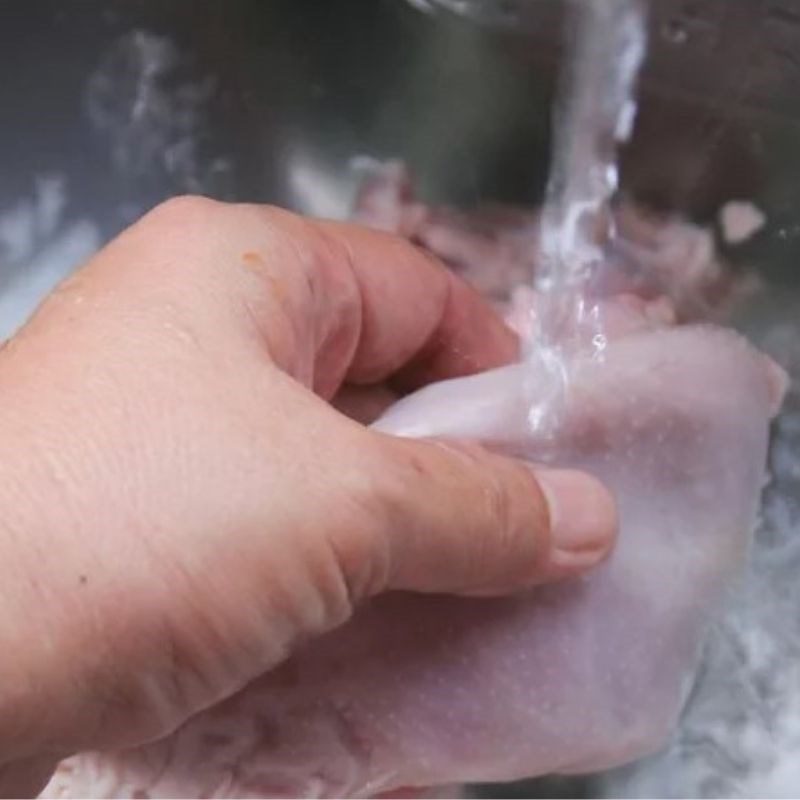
583,309,800,799
719,200,766,246
352,158,756,321
42,168,784,799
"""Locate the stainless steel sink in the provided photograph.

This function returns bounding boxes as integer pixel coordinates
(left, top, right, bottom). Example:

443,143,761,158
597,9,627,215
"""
4,0,800,279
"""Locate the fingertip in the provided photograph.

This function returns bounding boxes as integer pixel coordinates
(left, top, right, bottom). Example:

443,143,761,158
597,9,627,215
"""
534,468,618,576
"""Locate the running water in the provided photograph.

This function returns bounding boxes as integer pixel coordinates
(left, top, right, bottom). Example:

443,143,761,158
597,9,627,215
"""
539,0,648,290
526,0,649,434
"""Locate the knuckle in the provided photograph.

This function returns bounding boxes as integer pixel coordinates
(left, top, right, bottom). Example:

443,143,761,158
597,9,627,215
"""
484,466,515,540
485,458,551,580
147,194,221,229
322,434,394,603
246,202,301,230
236,204,331,287
236,203,315,254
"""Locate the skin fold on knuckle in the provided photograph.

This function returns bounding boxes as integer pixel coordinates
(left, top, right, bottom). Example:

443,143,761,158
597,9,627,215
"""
322,520,391,612
493,458,554,587
364,435,452,590
316,436,395,608
436,441,552,590
372,436,549,593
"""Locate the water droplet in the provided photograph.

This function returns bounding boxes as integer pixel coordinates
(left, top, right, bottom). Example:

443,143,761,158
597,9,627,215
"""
662,19,689,45
776,225,800,241
406,0,519,26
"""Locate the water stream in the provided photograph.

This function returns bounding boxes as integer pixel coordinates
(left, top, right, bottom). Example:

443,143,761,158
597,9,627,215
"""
526,0,649,433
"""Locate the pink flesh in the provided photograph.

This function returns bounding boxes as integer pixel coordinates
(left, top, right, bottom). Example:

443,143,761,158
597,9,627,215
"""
42,166,783,799
352,160,756,320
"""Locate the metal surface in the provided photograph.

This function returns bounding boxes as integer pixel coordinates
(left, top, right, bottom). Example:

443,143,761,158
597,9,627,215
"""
3,1,800,281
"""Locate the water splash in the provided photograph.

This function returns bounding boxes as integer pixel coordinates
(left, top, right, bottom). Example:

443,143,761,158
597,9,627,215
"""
527,0,649,434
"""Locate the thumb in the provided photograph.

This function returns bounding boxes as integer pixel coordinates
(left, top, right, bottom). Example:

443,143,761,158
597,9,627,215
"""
370,435,618,596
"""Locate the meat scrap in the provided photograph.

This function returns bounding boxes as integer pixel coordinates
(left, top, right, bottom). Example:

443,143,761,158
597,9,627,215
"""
352,158,758,321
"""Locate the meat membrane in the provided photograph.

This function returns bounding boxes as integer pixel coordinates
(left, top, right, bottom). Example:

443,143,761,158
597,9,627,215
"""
42,167,784,799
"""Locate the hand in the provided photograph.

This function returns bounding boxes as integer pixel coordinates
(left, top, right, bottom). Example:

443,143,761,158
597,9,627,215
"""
0,198,616,793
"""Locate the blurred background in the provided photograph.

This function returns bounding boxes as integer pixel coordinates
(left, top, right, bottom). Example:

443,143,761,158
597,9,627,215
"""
1,1,799,797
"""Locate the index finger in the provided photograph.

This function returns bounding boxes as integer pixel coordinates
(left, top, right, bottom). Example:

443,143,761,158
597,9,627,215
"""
312,218,519,392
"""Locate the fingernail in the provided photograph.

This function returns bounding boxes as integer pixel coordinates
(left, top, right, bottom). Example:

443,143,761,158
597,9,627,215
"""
535,468,618,571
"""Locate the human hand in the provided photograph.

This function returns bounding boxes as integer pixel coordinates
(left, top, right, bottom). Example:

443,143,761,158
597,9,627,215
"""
0,198,616,793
